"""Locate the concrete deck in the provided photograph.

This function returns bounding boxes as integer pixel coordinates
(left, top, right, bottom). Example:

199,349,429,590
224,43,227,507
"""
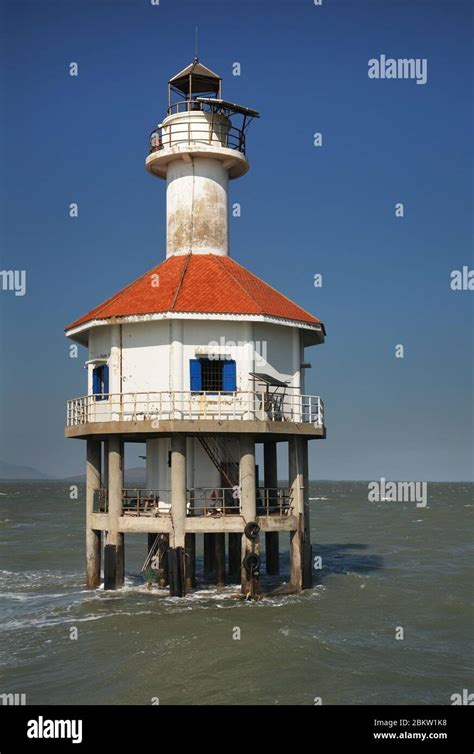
65,418,326,441
90,512,298,534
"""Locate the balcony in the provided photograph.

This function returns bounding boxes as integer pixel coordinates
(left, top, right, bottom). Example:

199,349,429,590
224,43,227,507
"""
149,99,247,156
67,390,324,428
93,487,293,518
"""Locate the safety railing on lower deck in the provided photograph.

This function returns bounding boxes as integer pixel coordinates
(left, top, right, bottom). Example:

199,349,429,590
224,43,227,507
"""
187,488,240,517
256,487,293,516
93,489,170,516
67,391,324,428
92,487,293,518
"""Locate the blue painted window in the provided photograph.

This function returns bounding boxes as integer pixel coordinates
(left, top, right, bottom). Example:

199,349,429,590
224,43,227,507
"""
222,360,237,392
190,358,236,392
92,365,109,401
190,359,202,391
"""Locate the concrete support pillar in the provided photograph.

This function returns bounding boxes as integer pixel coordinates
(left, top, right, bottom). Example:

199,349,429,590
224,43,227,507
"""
228,533,241,583
86,439,102,589
184,533,196,590
215,533,226,587
289,437,304,592
104,437,124,590
240,436,259,597
169,434,186,596
301,438,312,589
102,440,109,490
264,441,279,576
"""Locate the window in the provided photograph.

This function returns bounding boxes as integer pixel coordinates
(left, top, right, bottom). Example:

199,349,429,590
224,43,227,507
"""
190,359,236,392
92,365,109,401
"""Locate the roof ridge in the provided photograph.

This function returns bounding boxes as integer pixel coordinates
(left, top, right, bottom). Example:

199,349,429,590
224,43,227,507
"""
225,256,319,323
170,253,191,309
213,255,264,313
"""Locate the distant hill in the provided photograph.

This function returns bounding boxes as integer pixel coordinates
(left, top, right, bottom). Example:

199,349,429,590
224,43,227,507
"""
0,460,50,480
62,467,146,483
0,461,146,483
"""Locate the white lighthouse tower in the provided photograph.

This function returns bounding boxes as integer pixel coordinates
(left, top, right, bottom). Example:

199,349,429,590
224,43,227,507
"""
65,58,326,598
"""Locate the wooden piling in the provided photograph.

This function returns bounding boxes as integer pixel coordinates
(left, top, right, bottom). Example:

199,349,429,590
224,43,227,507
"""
204,533,215,579
103,544,116,590
228,533,241,582
168,547,185,597
158,534,169,587
215,533,226,587
185,533,196,590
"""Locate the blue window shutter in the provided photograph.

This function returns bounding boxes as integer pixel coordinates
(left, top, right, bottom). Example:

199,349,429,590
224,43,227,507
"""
223,360,236,392
92,367,99,395
103,365,109,396
190,359,202,391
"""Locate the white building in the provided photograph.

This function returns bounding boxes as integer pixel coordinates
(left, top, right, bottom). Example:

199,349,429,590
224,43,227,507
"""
65,59,326,598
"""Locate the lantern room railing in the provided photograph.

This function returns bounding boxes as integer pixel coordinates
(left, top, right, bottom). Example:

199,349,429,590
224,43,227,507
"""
149,121,245,155
149,100,246,155
67,391,324,428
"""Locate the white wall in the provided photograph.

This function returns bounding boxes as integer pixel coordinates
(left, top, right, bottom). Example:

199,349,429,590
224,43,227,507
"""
88,327,111,361
121,321,170,394
87,318,304,396
253,322,298,386
86,317,310,496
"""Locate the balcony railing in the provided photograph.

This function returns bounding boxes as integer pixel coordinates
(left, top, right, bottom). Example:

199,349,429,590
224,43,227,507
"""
68,391,324,428
149,120,245,155
93,487,293,518
188,488,240,517
149,100,246,155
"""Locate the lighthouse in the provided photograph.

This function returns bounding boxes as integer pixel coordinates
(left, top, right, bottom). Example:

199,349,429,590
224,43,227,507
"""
65,58,326,598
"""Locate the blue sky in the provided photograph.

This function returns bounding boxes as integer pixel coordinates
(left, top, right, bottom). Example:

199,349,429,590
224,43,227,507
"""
0,0,472,480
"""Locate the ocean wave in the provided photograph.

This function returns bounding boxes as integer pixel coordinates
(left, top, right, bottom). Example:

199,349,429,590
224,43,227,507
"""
0,609,157,632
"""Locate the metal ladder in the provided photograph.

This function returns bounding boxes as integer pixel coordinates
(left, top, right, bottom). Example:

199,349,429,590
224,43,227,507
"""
141,534,160,572
199,436,239,488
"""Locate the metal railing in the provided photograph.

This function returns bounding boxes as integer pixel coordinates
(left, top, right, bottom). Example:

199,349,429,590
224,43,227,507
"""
149,123,245,154
257,487,293,516
92,487,293,518
93,489,171,516
149,100,246,155
187,487,240,517
67,391,324,428
122,489,170,517
167,100,217,115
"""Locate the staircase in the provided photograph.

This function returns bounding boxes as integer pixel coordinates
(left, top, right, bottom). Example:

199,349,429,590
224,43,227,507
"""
199,436,239,487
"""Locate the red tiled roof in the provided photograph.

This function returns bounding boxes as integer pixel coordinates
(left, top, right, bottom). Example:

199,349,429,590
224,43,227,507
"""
66,254,322,331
